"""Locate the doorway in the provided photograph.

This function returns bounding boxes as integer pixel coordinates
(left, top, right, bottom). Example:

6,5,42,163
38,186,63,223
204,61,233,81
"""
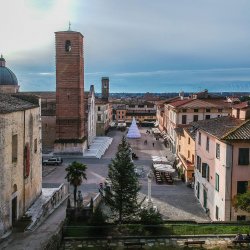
203,189,207,209
12,197,17,224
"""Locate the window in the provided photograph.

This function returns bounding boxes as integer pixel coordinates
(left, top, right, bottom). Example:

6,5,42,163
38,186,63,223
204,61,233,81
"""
237,215,246,221
216,206,219,220
182,115,187,124
198,132,201,145
188,150,190,158
192,154,194,164
188,137,190,144
98,106,101,111
215,173,219,191
178,145,181,152
65,40,71,52
193,115,198,122
205,115,210,119
216,143,220,159
236,109,240,119
12,134,18,163
218,109,223,112
97,115,101,121
34,139,37,153
194,109,199,112
206,137,209,151
202,163,210,182
182,109,187,112
237,181,248,194
206,108,210,112
196,156,201,171
238,148,249,165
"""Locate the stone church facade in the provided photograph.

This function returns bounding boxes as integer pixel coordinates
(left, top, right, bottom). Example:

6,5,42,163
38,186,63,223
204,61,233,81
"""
0,94,42,237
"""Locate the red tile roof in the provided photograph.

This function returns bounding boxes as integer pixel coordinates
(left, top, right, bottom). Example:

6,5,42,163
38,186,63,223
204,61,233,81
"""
222,119,250,140
168,99,193,107
233,101,250,109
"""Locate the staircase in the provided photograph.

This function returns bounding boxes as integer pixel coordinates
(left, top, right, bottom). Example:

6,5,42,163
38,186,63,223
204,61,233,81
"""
83,137,113,159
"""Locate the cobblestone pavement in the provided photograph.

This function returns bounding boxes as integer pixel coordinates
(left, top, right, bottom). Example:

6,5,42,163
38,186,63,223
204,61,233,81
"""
42,165,56,177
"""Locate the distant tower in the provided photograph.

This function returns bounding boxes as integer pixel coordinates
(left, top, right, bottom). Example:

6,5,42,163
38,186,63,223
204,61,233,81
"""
101,77,109,101
54,28,86,153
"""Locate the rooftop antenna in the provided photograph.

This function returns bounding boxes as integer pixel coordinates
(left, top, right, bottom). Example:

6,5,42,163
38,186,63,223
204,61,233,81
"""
68,21,71,31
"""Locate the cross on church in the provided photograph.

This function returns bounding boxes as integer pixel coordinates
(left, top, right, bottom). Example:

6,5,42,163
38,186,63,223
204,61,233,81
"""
68,21,71,31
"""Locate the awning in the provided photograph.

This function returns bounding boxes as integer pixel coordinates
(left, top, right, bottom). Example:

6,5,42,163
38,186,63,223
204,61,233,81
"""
117,123,126,127
109,122,116,127
152,128,161,134
153,163,176,173
152,155,169,164
154,121,159,127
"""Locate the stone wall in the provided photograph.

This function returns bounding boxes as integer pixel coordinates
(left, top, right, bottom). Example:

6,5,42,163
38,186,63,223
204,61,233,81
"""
41,116,56,152
41,220,64,250
0,106,42,237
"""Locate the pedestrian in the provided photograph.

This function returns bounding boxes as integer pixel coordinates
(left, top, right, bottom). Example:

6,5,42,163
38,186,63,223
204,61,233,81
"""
152,142,154,147
234,233,243,241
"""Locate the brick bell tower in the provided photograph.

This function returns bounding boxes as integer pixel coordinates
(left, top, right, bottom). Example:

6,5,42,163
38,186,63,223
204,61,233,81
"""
54,27,86,153
101,77,109,101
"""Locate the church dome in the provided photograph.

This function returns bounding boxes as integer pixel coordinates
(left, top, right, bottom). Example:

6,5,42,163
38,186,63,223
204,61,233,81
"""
0,55,18,86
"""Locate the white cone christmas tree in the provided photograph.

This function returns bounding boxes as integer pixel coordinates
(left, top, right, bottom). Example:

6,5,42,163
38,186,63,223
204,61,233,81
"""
127,117,141,138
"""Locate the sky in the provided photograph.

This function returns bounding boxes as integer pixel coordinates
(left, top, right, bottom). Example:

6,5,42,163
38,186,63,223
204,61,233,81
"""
1,0,250,93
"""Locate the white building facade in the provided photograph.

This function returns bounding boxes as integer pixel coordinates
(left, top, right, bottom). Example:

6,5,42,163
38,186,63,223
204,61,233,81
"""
87,85,96,145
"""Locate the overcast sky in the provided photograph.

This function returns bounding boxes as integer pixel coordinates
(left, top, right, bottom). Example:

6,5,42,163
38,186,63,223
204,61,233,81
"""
1,0,250,93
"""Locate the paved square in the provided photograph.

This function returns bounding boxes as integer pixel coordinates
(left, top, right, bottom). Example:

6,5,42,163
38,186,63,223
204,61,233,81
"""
43,127,210,222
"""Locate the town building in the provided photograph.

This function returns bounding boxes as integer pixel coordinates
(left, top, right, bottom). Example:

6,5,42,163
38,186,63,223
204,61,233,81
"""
115,104,127,123
165,98,232,153
85,85,96,146
176,126,196,184
193,116,250,221
95,77,112,136
0,55,19,93
232,101,250,120
39,92,56,152
54,29,86,154
0,93,42,236
96,99,112,136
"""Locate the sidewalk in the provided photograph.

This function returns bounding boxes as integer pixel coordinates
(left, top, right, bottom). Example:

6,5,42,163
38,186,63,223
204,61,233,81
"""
0,200,67,250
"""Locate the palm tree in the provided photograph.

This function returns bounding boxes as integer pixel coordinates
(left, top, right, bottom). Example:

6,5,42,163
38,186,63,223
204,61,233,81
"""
65,161,87,206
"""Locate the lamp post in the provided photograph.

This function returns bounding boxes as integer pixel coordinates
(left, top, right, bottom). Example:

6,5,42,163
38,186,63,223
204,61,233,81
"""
147,171,153,208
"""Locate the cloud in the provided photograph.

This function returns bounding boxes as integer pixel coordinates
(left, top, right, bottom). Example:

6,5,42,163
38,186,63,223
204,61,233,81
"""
2,0,250,93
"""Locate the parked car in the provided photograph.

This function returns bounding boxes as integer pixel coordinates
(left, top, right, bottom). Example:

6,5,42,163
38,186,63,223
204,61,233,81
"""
42,157,63,166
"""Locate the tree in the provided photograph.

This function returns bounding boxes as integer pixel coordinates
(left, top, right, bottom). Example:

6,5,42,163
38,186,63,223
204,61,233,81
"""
233,191,250,213
65,161,87,206
104,136,140,223
139,207,163,224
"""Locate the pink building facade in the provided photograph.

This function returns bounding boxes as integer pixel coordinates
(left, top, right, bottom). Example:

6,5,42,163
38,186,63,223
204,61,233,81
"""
194,117,250,221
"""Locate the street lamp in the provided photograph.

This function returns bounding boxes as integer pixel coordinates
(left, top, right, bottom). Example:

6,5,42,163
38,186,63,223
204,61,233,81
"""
147,171,153,208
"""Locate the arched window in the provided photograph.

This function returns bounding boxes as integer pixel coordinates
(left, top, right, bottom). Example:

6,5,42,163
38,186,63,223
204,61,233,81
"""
13,184,17,194
65,40,71,52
